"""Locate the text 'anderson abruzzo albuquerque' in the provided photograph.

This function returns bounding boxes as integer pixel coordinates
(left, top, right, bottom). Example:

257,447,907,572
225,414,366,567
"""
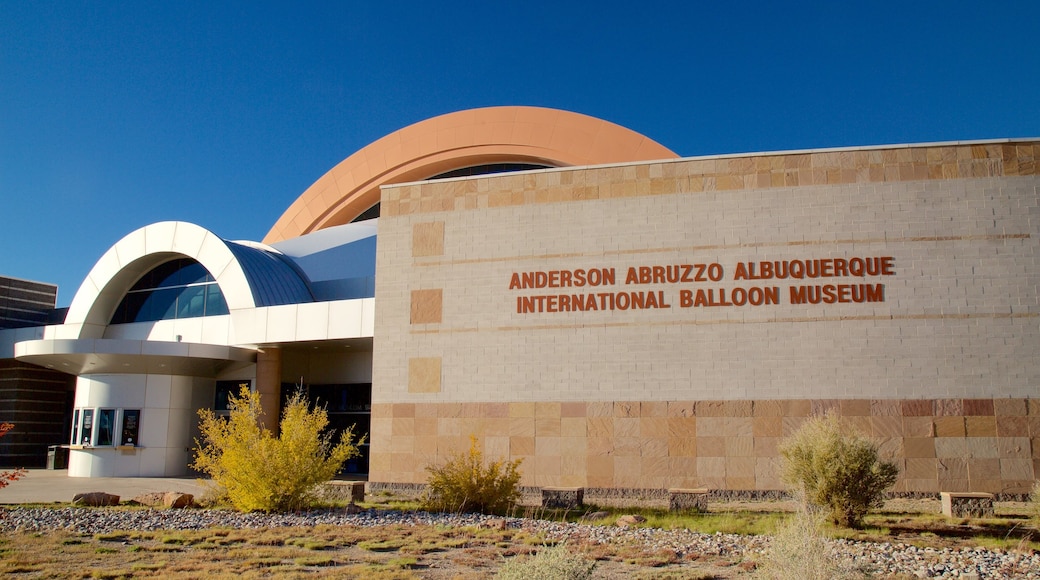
508,257,895,314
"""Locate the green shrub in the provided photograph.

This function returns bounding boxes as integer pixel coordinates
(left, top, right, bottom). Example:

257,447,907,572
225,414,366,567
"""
778,412,898,528
193,386,363,513
423,435,522,515
495,544,594,580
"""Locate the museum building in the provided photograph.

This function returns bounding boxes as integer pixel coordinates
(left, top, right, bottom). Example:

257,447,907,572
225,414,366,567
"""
2,106,1039,497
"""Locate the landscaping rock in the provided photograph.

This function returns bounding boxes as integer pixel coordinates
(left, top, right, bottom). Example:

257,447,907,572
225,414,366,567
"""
130,492,167,507
163,492,194,509
615,514,647,527
72,492,119,507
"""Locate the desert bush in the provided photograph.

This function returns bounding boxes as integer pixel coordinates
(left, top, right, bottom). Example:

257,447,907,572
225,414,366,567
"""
779,412,898,528
424,435,522,515
495,544,595,580
756,508,859,580
193,386,362,512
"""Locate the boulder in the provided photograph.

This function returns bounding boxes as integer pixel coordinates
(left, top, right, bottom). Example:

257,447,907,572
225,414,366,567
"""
72,492,120,507
129,492,166,507
615,514,647,527
163,492,194,509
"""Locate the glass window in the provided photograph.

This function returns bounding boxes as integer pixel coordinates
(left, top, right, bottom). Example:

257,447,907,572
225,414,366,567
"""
80,409,94,445
97,409,115,446
71,409,80,446
215,380,249,412
177,285,206,319
205,284,229,316
110,259,228,324
120,410,140,446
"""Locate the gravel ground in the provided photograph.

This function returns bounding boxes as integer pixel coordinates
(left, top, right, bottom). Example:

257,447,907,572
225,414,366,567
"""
2,506,1039,579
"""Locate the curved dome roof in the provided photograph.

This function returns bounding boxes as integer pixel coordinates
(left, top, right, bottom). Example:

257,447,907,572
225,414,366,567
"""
264,106,678,243
65,222,313,338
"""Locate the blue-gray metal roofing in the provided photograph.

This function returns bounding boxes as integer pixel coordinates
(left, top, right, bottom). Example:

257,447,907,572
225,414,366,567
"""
224,242,315,307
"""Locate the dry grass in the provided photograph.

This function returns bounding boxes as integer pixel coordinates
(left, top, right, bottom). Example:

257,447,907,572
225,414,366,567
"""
2,499,1039,578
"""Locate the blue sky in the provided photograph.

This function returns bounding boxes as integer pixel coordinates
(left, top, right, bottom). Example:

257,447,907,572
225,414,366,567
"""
2,1,1038,306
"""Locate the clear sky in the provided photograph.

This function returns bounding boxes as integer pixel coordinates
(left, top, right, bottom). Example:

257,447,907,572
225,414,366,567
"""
2,1,1038,306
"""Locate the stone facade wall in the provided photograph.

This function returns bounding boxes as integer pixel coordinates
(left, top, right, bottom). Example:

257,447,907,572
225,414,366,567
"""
368,398,1039,495
371,141,1040,494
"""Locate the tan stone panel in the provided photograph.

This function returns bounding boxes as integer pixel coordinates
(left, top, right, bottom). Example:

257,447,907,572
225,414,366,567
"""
900,400,934,417
934,417,966,437
407,357,441,393
414,434,438,456
843,416,873,436
994,399,1028,416
668,457,698,487
560,437,587,456
486,403,509,418
782,416,809,436
725,437,755,457
415,403,439,418
934,437,967,458
726,457,757,479
754,437,779,458
587,417,613,438
586,456,614,488
641,456,672,478
996,437,1031,459
413,417,438,436
752,400,783,417
964,399,995,416
871,416,903,438
668,417,697,437
510,436,535,456
533,455,562,478
640,417,670,438
902,417,935,438
615,417,640,438
535,437,561,456
560,417,587,438
905,458,938,479
391,418,415,436
508,402,535,418
587,436,615,456
839,400,871,416
371,403,392,419
667,401,696,417
1000,458,1035,481
535,418,561,437
535,402,561,418
390,403,415,418
697,457,726,488
994,416,1029,438
613,457,643,488
782,400,811,417
753,416,782,437
904,437,936,458
412,221,445,257
810,399,840,416
698,436,726,457
586,402,613,417
937,457,968,479
965,417,997,437
877,437,904,460
560,402,586,417
613,437,641,457
668,437,697,457
509,418,535,437
409,289,443,324
903,478,939,493
871,400,901,416
614,402,639,417
640,437,669,458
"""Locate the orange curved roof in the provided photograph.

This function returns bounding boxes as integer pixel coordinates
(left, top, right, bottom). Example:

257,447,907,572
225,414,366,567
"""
263,106,678,243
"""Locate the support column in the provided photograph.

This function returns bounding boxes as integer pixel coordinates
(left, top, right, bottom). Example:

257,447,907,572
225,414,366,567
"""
255,347,282,435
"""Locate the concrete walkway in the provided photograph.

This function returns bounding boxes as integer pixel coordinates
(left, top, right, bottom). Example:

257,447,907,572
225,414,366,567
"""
0,469,211,504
